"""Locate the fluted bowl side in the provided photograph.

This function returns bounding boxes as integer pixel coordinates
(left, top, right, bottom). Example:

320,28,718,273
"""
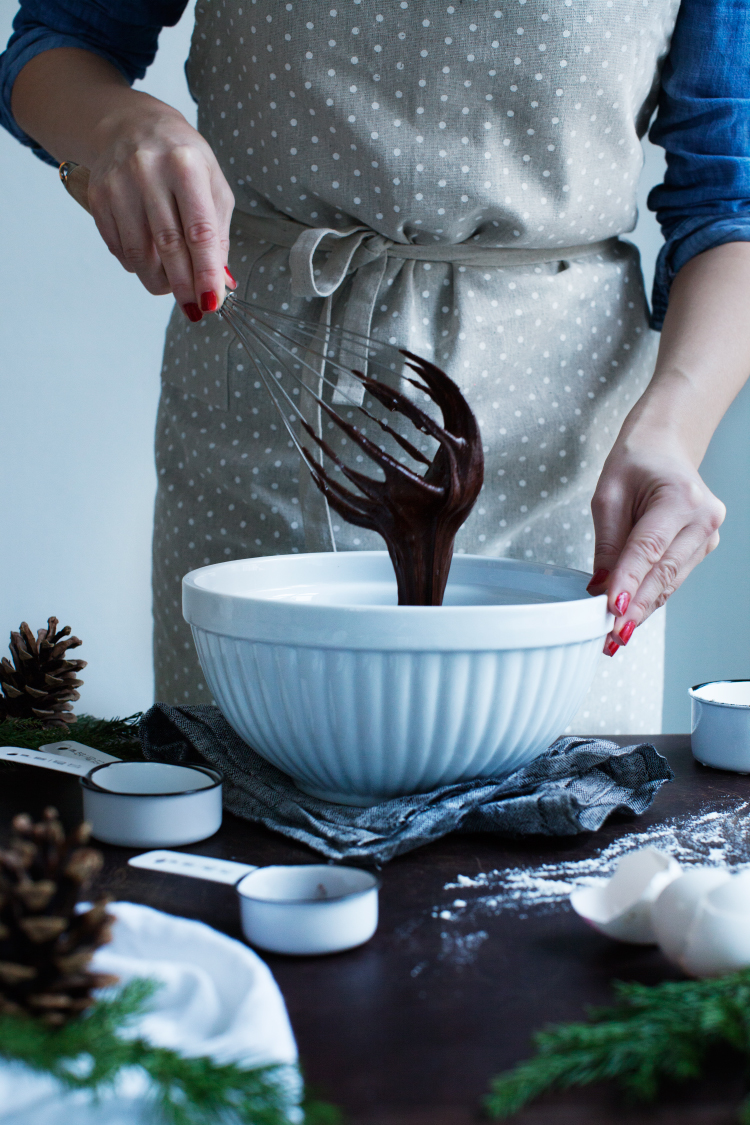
183,553,611,805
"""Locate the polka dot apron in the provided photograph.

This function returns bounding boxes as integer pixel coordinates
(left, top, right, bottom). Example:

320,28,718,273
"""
153,0,680,734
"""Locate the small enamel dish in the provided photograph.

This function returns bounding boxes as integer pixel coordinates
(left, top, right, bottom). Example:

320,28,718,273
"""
0,747,223,847
129,850,380,955
690,680,750,773
79,761,222,847
236,865,379,955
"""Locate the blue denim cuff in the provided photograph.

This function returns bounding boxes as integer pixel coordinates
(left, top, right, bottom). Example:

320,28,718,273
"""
0,30,135,166
651,216,750,330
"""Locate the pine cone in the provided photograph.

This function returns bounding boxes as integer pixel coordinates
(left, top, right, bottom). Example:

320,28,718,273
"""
0,617,87,728
0,809,117,1025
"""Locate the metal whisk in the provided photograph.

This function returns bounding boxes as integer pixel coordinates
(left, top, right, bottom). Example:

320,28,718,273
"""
57,162,483,604
218,293,484,605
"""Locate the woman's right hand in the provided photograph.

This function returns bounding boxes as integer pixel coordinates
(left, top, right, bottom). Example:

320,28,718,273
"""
12,48,235,323
86,99,235,321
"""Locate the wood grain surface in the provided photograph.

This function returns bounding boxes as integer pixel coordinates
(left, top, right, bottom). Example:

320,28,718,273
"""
1,734,748,1124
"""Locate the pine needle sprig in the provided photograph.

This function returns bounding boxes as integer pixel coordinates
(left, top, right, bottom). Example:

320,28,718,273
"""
486,970,750,1121
0,713,145,761
0,977,342,1125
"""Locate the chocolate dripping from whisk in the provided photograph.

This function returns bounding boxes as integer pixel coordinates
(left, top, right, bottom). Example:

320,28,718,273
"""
299,351,484,606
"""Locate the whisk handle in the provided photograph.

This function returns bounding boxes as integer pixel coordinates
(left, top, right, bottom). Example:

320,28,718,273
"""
59,161,92,216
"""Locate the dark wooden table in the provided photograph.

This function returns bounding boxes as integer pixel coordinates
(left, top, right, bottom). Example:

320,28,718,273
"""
2,735,749,1124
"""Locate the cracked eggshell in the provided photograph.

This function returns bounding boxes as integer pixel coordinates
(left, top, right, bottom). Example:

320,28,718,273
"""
570,847,682,944
677,870,750,978
651,867,732,964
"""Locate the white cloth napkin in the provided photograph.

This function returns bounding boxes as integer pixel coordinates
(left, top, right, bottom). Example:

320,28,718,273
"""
0,902,298,1124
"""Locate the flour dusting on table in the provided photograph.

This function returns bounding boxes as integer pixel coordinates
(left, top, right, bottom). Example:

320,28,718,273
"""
439,929,490,967
434,801,750,926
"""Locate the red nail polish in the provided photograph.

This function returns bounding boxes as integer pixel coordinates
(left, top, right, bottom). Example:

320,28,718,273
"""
619,620,636,646
603,637,619,658
614,591,630,617
183,302,202,323
200,290,218,313
587,568,610,589
224,266,237,286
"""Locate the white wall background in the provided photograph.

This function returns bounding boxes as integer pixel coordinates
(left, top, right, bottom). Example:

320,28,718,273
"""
1,2,748,730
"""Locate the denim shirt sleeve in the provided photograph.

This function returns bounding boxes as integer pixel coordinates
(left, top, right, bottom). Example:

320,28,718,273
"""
0,1,188,166
648,0,750,329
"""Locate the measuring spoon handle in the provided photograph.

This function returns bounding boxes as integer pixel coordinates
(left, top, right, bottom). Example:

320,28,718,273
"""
129,850,257,885
0,745,92,777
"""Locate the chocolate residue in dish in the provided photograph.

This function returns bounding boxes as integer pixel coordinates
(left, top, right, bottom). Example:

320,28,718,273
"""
299,350,484,606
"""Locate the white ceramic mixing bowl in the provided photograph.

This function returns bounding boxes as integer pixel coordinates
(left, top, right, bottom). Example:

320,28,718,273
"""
183,552,611,805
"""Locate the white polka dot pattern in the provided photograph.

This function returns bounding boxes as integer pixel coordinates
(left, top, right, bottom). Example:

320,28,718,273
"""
187,0,679,248
152,0,678,732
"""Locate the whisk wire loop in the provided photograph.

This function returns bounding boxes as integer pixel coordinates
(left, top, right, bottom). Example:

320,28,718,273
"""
217,292,484,604
219,295,439,476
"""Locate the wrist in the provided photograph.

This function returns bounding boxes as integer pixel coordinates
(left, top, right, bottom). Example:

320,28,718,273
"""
85,92,185,167
12,49,187,168
614,367,716,467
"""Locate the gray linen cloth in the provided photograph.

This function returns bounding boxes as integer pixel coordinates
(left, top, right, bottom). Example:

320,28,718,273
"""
139,704,673,864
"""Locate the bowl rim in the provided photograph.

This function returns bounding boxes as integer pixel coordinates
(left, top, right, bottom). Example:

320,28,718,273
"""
183,551,598,608
183,552,612,650
690,680,750,710
80,762,223,797
235,864,381,905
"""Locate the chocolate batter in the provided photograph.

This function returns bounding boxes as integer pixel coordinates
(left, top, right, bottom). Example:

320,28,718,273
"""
299,351,484,606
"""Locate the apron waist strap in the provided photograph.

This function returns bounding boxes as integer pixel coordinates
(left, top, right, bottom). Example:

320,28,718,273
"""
231,209,619,403
232,210,618,284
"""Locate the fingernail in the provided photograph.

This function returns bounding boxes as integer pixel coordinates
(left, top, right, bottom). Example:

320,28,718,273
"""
614,591,630,617
587,568,610,589
183,302,202,323
224,266,237,286
200,290,218,313
603,637,619,658
618,620,636,646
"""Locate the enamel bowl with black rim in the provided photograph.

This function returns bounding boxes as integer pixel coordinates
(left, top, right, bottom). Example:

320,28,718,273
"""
183,552,611,806
689,680,750,773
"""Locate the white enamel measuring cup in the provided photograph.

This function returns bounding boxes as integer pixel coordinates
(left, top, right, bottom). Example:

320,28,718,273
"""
0,744,222,847
129,849,380,955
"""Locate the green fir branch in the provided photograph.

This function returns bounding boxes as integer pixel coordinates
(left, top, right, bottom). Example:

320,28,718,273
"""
486,970,750,1121
0,978,341,1125
0,714,145,760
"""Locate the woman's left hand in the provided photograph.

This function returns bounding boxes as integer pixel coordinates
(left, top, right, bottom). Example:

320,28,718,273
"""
586,242,750,656
587,432,725,656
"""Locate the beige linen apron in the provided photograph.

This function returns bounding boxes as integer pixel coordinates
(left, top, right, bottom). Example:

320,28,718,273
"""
153,0,679,734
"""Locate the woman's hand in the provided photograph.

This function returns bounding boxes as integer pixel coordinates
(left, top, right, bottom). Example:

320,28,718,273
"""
587,433,725,656
12,48,235,322
585,241,750,656
86,101,235,321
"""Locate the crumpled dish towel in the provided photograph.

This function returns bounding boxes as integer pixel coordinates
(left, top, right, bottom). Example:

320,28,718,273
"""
0,902,298,1125
140,704,674,864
